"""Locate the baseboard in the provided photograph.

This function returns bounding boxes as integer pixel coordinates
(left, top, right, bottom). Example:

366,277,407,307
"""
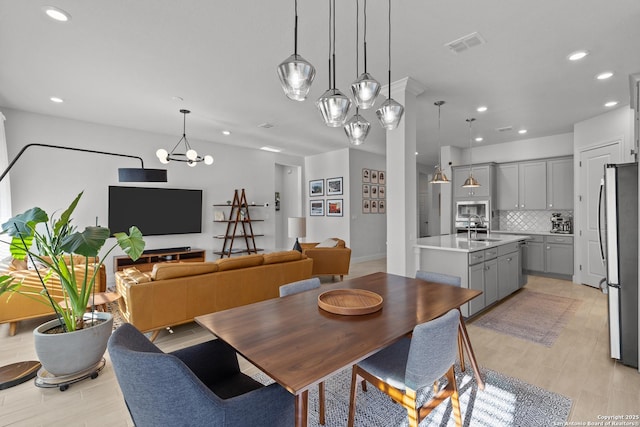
351,253,387,264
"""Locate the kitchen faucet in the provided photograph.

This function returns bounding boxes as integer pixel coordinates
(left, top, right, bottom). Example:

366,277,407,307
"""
467,214,485,240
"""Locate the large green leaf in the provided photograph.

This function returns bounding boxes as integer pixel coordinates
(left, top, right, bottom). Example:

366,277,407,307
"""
1,207,48,238
114,226,145,261
0,275,21,296
53,192,82,236
59,226,111,257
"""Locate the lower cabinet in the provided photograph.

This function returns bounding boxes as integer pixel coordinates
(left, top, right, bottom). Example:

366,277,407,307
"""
498,251,520,299
545,239,574,276
483,258,498,306
468,263,485,316
522,236,544,271
523,234,573,277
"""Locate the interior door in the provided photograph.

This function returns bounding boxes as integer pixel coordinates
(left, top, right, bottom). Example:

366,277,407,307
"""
579,142,620,286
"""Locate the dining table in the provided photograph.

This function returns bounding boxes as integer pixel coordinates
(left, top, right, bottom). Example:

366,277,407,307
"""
195,271,483,427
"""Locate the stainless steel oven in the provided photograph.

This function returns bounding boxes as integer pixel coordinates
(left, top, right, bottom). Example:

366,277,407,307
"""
455,200,490,231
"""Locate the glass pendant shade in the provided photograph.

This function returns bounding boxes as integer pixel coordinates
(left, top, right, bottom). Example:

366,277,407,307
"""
430,166,450,184
351,72,381,109
462,175,481,187
376,98,404,130
344,112,370,145
277,54,316,101
316,88,352,127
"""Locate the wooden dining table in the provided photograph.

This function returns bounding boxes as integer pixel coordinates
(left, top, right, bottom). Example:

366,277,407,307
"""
195,272,483,427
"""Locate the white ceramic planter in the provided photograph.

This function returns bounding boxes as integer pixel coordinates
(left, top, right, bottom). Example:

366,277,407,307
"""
33,312,113,376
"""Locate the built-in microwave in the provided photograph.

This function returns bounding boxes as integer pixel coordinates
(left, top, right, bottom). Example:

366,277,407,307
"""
455,200,490,231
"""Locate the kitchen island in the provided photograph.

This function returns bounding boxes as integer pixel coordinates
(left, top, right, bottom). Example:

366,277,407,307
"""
415,233,530,317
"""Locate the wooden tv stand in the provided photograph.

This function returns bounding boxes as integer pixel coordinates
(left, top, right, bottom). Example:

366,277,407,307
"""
113,248,206,273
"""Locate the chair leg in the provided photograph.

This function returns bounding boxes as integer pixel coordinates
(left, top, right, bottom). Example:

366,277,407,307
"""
457,329,466,371
319,382,326,425
406,389,420,427
447,367,463,427
347,367,360,427
9,322,17,336
361,379,367,392
339,274,344,281
148,329,161,342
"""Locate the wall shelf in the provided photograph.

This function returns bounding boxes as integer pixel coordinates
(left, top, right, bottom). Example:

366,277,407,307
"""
213,189,263,258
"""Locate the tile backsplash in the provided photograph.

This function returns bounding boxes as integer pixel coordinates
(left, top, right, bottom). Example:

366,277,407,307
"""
495,210,573,232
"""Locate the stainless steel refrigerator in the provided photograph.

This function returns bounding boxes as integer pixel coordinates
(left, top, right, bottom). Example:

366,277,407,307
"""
598,162,638,368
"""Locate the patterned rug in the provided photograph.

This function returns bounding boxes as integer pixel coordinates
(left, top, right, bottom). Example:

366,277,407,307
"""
472,289,581,347
253,365,572,426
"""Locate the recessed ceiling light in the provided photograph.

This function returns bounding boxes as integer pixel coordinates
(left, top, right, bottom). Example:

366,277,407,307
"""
604,101,618,108
42,6,71,22
222,130,231,136
518,129,527,134
260,146,282,153
50,97,64,103
476,106,488,113
596,72,614,80
567,50,589,61
475,137,483,142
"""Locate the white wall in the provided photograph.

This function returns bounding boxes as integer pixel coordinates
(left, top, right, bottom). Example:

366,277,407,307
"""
349,149,386,262
2,108,304,285
304,148,350,246
574,106,634,155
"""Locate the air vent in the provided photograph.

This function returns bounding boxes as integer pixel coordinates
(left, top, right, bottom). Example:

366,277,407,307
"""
444,32,486,54
496,126,513,132
258,122,274,129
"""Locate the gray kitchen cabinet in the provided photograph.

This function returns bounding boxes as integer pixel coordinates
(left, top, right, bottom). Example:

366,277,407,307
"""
546,157,573,210
522,235,545,272
518,161,547,210
498,250,520,299
545,235,574,276
496,163,519,210
468,263,485,316
453,164,491,198
484,258,499,306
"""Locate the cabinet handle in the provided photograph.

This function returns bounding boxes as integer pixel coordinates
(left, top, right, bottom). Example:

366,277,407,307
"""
546,246,551,250
507,257,512,262
549,204,553,207
521,204,525,208
515,204,518,208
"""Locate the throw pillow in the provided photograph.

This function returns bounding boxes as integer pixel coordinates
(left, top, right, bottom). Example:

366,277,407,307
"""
316,238,339,248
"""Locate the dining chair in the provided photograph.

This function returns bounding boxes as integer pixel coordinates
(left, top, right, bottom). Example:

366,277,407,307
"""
108,323,294,427
347,309,463,427
415,270,466,371
278,277,326,425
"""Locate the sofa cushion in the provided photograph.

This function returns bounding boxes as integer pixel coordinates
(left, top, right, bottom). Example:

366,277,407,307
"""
123,267,152,284
316,238,339,248
215,254,264,271
151,262,219,281
263,250,304,265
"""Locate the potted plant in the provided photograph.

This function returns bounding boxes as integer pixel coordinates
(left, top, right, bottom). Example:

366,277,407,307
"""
0,191,145,376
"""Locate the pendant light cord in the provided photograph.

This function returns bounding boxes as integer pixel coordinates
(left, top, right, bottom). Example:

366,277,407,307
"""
327,0,331,89
332,0,336,90
363,0,368,73
355,0,359,78
467,118,475,175
387,0,391,99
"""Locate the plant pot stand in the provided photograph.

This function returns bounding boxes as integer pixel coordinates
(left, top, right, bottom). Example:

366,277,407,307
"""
0,360,41,390
34,358,105,391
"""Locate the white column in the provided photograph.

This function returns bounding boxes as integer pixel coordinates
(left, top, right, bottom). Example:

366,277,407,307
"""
385,77,425,276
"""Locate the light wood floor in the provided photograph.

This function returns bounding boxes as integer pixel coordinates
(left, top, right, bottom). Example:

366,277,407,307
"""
1,259,638,426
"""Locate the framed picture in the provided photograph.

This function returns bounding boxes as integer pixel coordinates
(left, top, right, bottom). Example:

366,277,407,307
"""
309,179,324,197
326,199,343,217
378,200,386,214
362,168,370,183
326,177,343,196
362,184,370,198
370,185,378,199
362,199,370,213
378,186,385,199
370,200,378,213
310,200,324,216
370,170,378,184
378,170,386,185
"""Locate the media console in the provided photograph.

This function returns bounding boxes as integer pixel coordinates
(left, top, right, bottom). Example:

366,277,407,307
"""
113,248,205,273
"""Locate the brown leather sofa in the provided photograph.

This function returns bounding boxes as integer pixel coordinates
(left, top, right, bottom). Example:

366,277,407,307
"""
0,256,106,336
115,250,313,340
300,238,351,281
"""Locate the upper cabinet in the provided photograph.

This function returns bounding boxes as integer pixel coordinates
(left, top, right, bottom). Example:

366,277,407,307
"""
452,164,493,199
495,157,572,211
546,157,574,210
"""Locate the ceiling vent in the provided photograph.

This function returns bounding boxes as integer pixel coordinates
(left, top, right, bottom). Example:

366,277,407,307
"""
496,126,513,132
444,32,486,54
258,122,274,129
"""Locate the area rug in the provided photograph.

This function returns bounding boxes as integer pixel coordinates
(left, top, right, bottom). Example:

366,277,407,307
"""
472,289,581,347
252,365,572,426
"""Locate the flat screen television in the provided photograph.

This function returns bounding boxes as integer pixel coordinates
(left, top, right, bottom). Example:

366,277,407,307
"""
108,186,203,236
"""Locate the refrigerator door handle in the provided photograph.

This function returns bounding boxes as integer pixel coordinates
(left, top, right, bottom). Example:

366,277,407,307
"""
597,179,605,264
604,166,619,286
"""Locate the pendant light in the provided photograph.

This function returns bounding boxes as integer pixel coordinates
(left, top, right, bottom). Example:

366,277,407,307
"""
462,118,481,187
430,101,450,184
277,0,316,101
350,0,380,109
376,0,404,130
156,109,214,167
344,0,370,146
316,0,352,127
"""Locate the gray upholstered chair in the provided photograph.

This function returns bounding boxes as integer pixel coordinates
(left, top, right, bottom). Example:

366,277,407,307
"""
415,270,467,371
278,277,321,297
108,323,294,427
279,277,326,424
347,309,463,427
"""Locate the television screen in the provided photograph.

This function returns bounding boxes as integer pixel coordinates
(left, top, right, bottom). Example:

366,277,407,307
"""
108,186,203,236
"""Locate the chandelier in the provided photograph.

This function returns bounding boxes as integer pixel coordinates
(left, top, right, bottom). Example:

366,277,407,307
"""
156,109,214,167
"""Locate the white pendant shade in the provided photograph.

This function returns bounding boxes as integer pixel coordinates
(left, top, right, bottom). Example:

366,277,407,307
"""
351,72,381,109
344,112,370,145
376,98,404,130
316,88,352,127
277,54,316,101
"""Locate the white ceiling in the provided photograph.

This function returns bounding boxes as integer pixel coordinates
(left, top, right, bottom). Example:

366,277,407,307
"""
1,0,640,166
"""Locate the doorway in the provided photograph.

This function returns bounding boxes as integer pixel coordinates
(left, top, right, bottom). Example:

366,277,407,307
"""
578,141,621,287
275,164,303,251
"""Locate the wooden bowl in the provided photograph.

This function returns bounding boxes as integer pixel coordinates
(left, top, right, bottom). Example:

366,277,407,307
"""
318,289,383,315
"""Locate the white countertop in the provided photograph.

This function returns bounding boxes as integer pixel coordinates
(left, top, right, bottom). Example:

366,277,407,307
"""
415,233,531,253
492,229,574,237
